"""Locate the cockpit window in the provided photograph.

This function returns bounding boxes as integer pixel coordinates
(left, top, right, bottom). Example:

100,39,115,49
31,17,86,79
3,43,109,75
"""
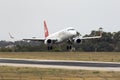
67,29,75,31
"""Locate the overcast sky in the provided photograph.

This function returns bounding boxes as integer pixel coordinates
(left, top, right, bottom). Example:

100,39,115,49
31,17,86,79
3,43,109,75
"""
0,0,120,41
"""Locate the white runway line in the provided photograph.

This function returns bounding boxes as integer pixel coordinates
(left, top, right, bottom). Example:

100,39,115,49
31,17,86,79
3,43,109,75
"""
0,58,120,64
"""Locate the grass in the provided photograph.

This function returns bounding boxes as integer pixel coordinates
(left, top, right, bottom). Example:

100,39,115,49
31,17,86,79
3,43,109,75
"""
0,52,120,80
0,52,120,62
0,66,119,80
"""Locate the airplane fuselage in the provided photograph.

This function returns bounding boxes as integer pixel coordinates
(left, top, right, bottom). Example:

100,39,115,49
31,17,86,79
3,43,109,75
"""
45,27,78,44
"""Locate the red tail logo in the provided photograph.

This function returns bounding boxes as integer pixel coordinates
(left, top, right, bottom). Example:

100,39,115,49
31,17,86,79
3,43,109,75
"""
44,21,49,38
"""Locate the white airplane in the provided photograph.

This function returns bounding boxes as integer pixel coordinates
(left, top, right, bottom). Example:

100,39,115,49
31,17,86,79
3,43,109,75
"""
9,33,14,39
23,21,102,50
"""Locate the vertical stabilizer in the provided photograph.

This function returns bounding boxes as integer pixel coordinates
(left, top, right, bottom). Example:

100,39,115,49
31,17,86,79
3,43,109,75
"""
9,33,14,39
44,20,49,38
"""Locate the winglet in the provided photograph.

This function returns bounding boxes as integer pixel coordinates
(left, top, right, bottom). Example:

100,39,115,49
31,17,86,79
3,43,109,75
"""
99,27,103,37
44,20,49,38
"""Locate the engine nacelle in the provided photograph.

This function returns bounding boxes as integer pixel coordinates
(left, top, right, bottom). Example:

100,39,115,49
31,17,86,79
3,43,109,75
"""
74,38,82,44
44,39,53,45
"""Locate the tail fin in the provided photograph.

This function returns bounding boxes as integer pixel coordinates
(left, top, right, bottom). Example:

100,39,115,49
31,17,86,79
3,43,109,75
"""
44,20,49,38
9,33,14,39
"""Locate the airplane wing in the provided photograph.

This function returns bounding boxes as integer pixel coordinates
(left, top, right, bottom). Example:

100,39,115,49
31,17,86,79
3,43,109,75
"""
23,38,45,42
23,38,58,43
81,36,101,40
81,27,102,40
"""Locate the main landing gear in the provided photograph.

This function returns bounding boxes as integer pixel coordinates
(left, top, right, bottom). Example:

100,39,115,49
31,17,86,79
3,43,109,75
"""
66,45,75,51
47,46,53,50
47,45,75,51
66,45,72,50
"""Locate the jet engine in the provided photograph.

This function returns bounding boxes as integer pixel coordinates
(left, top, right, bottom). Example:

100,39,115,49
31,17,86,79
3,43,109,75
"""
74,38,82,44
44,39,53,45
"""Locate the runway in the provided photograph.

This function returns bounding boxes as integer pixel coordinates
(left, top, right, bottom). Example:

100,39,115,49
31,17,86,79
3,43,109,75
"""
0,58,120,71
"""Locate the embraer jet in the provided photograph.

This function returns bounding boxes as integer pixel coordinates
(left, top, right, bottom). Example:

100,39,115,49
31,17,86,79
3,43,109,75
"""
23,21,102,50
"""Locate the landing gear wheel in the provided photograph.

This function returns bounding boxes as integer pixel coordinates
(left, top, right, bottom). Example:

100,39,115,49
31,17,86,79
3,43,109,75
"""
47,46,53,50
66,45,72,50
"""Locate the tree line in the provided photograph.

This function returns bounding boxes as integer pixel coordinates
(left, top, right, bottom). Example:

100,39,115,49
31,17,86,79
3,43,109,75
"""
0,30,120,52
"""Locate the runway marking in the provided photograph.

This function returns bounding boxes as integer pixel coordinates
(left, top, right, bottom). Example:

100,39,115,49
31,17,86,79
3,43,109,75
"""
0,58,120,71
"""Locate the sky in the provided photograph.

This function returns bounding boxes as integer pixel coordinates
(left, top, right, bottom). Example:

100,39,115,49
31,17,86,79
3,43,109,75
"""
0,0,120,41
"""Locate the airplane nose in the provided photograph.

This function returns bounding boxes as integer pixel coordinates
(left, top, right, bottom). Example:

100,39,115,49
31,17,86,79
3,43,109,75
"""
71,31,80,36
72,31,77,35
